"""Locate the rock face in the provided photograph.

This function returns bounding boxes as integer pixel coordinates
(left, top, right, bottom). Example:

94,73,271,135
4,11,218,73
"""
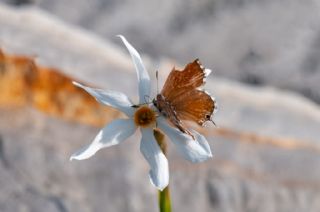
0,3,320,212
2,0,320,104
0,49,119,126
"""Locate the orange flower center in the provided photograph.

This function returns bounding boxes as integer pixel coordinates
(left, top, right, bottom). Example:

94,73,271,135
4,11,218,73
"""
134,106,156,128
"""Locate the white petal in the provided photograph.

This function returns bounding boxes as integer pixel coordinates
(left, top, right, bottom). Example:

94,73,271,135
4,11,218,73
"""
140,128,169,191
73,81,135,117
117,35,151,104
158,117,212,163
70,119,136,160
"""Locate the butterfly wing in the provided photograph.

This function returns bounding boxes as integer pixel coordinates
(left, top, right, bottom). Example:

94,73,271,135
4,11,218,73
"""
161,59,210,101
160,59,216,126
172,89,216,126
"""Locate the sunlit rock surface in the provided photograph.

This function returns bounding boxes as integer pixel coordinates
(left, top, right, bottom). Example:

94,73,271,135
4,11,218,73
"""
0,3,320,212
2,0,320,104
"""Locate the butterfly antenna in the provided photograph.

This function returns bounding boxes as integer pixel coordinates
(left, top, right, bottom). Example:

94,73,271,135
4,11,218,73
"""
144,95,152,104
156,70,159,94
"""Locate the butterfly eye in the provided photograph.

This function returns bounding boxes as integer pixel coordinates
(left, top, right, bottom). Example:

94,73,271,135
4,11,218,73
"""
152,98,157,105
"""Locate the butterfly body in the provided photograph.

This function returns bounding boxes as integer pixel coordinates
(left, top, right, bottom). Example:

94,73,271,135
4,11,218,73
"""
154,94,195,138
154,59,217,138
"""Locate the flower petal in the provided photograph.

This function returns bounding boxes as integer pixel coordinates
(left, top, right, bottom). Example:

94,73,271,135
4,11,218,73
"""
140,128,169,191
73,81,135,117
70,119,137,160
158,117,212,163
117,35,151,104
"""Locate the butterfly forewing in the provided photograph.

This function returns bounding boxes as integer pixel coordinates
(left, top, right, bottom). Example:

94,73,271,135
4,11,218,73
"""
161,59,209,101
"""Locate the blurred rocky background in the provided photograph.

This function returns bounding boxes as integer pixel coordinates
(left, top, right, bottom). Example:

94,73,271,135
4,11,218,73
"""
0,1,320,212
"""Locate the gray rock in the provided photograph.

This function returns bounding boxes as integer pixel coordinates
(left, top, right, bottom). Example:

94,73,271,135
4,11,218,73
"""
0,3,320,212
2,0,320,104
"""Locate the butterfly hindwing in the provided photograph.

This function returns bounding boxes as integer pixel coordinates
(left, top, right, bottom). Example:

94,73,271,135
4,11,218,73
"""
172,89,215,126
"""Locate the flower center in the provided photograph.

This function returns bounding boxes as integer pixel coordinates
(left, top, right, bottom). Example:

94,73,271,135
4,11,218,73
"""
134,106,156,128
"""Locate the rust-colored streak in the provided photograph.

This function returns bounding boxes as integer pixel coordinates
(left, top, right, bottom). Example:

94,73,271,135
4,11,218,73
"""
199,126,320,154
0,49,120,127
0,50,31,106
1,50,319,154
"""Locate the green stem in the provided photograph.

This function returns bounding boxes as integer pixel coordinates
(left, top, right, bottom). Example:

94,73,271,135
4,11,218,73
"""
158,186,171,212
154,129,172,212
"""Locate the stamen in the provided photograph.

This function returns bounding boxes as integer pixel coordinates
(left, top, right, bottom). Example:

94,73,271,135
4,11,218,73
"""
134,106,157,128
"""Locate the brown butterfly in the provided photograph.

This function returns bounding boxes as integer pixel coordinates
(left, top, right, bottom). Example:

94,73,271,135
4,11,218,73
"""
153,59,217,139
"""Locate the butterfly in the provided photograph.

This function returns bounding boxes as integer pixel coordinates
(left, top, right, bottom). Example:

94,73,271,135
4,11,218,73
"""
153,59,217,139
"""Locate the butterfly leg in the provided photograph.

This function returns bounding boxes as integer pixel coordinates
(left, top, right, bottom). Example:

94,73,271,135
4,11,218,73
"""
211,120,217,127
170,117,195,140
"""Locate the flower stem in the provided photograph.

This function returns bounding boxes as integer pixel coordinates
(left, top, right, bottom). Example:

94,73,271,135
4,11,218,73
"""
158,186,171,212
154,129,172,212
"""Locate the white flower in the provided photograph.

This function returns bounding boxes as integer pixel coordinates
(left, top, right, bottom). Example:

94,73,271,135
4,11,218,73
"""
70,35,212,191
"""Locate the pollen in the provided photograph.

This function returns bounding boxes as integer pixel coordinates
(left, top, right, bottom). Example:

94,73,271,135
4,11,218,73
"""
134,106,156,128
